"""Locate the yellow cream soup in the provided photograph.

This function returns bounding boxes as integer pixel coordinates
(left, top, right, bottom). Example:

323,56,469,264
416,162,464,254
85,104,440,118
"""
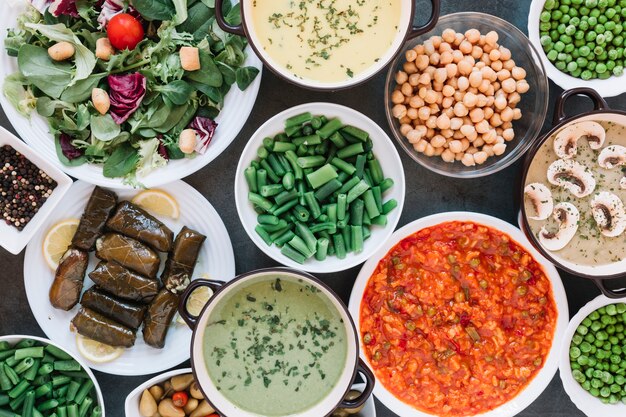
250,0,402,83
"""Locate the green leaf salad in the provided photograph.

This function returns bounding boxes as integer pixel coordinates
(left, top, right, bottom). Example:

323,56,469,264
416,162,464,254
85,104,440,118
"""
3,0,259,182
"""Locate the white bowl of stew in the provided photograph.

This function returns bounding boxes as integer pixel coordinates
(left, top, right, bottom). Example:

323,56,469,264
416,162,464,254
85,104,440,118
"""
348,211,569,417
214,0,439,90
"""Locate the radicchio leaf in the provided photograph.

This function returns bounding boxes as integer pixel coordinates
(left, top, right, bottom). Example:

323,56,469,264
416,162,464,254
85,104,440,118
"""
97,0,140,29
189,116,218,154
59,133,83,160
107,72,146,124
49,0,79,17
157,136,169,161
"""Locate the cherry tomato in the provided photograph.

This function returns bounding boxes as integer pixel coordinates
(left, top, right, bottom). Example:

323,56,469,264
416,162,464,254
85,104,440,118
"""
106,13,144,50
171,391,188,407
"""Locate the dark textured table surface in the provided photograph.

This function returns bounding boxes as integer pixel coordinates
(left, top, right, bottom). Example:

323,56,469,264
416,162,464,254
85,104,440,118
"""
1,0,626,416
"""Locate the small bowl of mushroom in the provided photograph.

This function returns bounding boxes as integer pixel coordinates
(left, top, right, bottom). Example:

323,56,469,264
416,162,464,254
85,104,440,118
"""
520,87,626,299
384,12,549,178
125,369,377,417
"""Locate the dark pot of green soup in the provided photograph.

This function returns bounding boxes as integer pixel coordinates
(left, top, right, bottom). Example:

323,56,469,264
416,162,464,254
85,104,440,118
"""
178,267,374,417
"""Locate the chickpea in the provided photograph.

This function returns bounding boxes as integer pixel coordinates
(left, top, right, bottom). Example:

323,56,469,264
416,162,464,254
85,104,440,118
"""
442,85,455,97
439,42,453,53
441,148,455,162
500,107,514,122
497,69,511,81
415,55,429,70
426,128,436,138
447,77,458,88
413,139,428,153
483,43,494,54
478,79,490,93
406,129,423,143
499,46,512,61
502,121,513,129
469,107,484,123
401,82,413,96
418,106,431,121
475,119,490,134
441,128,454,138
405,49,418,62
511,66,526,80
403,61,418,74
400,124,412,136
473,151,488,164
442,96,454,109
503,59,515,70
407,73,419,87
490,60,503,71
508,92,521,105
436,113,451,130
485,31,499,46
459,40,472,54
426,90,440,104
424,143,436,157
445,63,458,78
471,46,483,59
462,92,477,108
516,80,530,94
513,108,522,120
430,53,440,66
483,107,494,120
391,90,405,104
442,28,457,43
450,117,463,130
440,51,453,65
434,67,448,84
431,135,446,148
501,78,516,94
483,129,497,144
468,71,483,88
431,35,442,49
407,107,418,120
424,40,435,55
409,95,425,108
449,140,463,153
493,143,506,155
494,95,507,110
179,129,197,154
483,144,494,156
475,61,486,69
399,116,411,124
481,66,496,82
452,49,464,63
458,59,473,76
395,71,408,85
476,94,489,107
457,76,470,91
503,128,515,141
454,32,465,46
486,86,495,97
474,137,485,147
461,153,476,166
414,44,425,55
490,113,503,127
392,104,407,119
425,115,438,129
460,124,476,139
418,73,431,85
453,102,469,117
489,49,501,62
481,53,492,66
465,28,481,44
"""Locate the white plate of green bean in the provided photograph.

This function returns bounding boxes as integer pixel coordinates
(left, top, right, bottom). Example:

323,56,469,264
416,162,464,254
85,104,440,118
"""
0,335,105,417
559,294,626,416
234,102,406,273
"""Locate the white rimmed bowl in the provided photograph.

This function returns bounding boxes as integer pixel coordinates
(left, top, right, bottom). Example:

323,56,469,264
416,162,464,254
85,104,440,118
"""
528,0,626,97
124,368,376,417
0,126,72,255
559,295,626,417
234,103,405,273
348,211,569,417
0,335,105,416
0,0,262,189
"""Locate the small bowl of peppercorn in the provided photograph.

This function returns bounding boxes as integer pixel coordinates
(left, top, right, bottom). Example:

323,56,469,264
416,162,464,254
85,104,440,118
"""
0,126,72,254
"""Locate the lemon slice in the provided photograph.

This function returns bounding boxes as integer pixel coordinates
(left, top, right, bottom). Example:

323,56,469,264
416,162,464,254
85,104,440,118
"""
176,284,214,325
42,219,80,270
131,190,180,219
76,335,124,363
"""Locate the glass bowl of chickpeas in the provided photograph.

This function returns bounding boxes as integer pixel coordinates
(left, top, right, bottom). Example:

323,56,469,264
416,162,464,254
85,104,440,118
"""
385,12,549,178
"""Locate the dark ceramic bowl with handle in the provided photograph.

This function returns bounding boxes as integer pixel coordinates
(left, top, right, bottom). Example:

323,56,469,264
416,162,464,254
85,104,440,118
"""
178,267,375,417
215,0,440,90
519,87,626,298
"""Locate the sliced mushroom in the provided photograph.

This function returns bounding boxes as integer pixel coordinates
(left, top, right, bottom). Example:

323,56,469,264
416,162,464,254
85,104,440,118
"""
553,121,605,159
620,176,626,190
547,159,596,198
591,192,626,237
524,183,554,220
539,202,580,251
598,145,626,169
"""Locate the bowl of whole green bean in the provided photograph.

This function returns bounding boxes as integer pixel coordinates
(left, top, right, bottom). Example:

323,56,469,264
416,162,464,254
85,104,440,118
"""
0,335,104,417
529,0,626,97
560,295,626,415
234,103,405,273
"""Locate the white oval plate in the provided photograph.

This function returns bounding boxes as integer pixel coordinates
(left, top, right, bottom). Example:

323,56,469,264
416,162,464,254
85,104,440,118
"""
559,295,626,417
234,102,406,273
348,212,569,417
23,180,236,376
528,0,626,97
124,368,376,417
0,0,262,189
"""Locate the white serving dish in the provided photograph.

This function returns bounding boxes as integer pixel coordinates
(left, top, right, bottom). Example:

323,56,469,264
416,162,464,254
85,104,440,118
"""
234,102,406,273
0,0,262,189
559,295,626,417
528,0,626,97
0,334,105,416
348,211,569,417
23,180,236,376
0,126,72,255
124,369,376,417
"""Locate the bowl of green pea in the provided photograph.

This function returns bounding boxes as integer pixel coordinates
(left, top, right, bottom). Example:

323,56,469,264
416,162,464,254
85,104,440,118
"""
560,295,626,415
529,0,626,97
0,335,105,417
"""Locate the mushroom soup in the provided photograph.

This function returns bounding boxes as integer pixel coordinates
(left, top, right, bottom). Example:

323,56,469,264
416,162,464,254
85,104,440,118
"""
524,120,626,266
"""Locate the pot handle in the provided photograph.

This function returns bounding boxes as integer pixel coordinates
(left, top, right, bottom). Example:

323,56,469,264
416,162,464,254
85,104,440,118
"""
593,278,626,299
339,358,375,409
178,279,224,330
407,0,441,39
553,87,609,125
215,0,245,36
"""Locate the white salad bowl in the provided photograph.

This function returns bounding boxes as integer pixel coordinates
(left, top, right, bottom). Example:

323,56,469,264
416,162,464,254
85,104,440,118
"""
0,334,105,416
528,0,626,97
0,126,72,255
348,212,569,417
234,103,406,273
0,0,262,189
559,295,626,417
124,368,377,417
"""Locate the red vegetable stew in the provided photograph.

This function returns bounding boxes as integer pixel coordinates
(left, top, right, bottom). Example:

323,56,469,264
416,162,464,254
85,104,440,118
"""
360,221,557,417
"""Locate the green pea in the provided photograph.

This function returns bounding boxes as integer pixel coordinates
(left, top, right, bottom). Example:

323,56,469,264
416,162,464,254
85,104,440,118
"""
580,20,590,30
586,0,599,7
545,0,557,9
566,24,578,35
541,11,552,22
580,45,592,55
586,30,598,41
597,34,607,44
547,49,559,61
568,61,579,71
540,22,552,32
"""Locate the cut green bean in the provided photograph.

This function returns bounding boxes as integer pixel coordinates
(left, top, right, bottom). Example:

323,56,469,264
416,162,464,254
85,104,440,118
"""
293,134,321,146
57,406,67,417
284,151,303,180
351,225,364,253
341,125,369,141
331,157,356,175
260,184,284,197
285,124,302,137
328,131,348,148
337,194,347,221
297,156,326,169
274,230,296,246
327,203,338,224
15,341,35,350
255,225,273,246
67,404,78,417
337,176,360,195
14,358,34,375
350,199,364,226
0,343,9,352
285,112,312,128
314,179,342,201
309,222,337,234
51,375,70,388
272,199,299,216
89,406,102,417
23,360,39,382
363,190,380,219
368,159,384,185
249,192,274,212
315,238,329,261
380,178,394,193
8,390,26,411
9,380,29,399
372,186,383,213
0,351,15,362
260,160,280,183
73,380,93,405
4,358,17,369
258,214,279,225
316,118,343,139
333,233,346,259
337,143,364,159
274,189,299,206
37,364,53,377
257,146,269,159
272,141,296,153
363,226,371,240
78,396,92,417
282,172,295,190
260,219,288,233
304,192,322,219
22,391,34,417
355,154,367,178
267,154,285,176
34,383,51,399
0,367,12,391
382,198,398,214
296,222,317,253
281,244,306,264
342,226,352,252
0,408,20,417
288,235,314,258
244,166,258,193
371,214,388,226
36,399,58,412
0,396,7,407
292,205,310,223
14,348,44,361
3,366,18,387
347,180,370,203
306,164,338,189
